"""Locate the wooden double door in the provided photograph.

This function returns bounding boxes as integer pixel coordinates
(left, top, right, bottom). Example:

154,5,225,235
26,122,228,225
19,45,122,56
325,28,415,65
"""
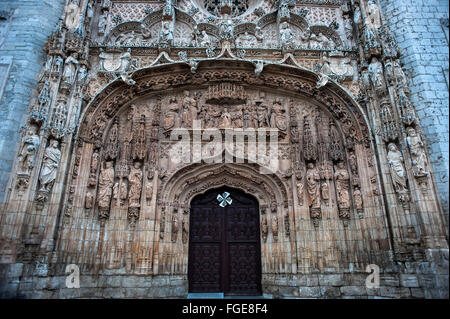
188,187,262,296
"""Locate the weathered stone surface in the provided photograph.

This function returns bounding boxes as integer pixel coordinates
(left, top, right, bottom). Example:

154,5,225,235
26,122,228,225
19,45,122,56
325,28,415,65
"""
0,0,447,300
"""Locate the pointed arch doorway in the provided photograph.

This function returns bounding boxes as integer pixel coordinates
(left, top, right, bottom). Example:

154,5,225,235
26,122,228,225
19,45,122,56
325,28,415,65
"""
188,187,262,296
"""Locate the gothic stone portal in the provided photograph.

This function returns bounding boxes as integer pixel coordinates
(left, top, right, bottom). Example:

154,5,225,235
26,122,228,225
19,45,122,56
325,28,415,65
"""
188,187,262,296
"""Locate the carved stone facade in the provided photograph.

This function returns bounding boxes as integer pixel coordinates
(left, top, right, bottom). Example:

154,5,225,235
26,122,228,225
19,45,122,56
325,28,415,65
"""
0,0,448,299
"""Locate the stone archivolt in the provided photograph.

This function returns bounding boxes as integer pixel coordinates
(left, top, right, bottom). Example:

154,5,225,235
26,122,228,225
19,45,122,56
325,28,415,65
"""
0,0,448,298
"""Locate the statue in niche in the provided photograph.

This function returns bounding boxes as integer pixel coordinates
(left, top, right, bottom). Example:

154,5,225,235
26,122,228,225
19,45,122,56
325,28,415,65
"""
64,0,81,30
309,32,332,49
269,99,287,132
98,9,108,35
88,149,100,185
368,57,386,94
406,127,429,177
145,181,153,205
171,215,179,242
163,97,181,131
279,0,290,19
120,48,136,73
255,27,263,44
366,0,382,29
279,22,294,50
261,216,268,242
182,217,189,244
232,105,244,128
200,31,212,47
236,32,255,48
353,3,363,30
306,163,321,210
38,139,61,192
98,161,115,217
113,180,128,205
159,21,173,45
243,105,253,128
219,19,234,41
343,13,353,41
321,182,330,204
387,143,409,196
141,23,152,40
77,64,87,83
85,191,94,209
119,48,137,85
348,151,358,175
44,56,53,72
181,90,198,128
53,56,64,74
62,52,79,84
334,161,351,210
353,186,363,212
271,215,278,241
128,161,143,207
18,124,40,174
296,181,304,206
256,103,269,128
219,107,232,128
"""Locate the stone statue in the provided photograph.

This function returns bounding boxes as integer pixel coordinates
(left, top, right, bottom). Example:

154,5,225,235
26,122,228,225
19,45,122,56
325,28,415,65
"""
387,143,408,194
200,30,212,48
18,124,40,173
406,128,428,176
159,21,173,45
348,151,358,175
269,100,287,132
64,0,81,30
219,107,232,128
271,215,278,238
141,23,151,39
98,161,115,216
145,182,153,204
98,10,108,35
77,64,87,83
181,90,198,128
120,48,133,73
296,181,304,206
334,161,350,210
39,139,61,191
128,161,143,207
85,191,94,209
113,180,128,206
163,97,181,131
171,215,179,242
62,52,79,84
353,187,363,211
353,3,363,29
279,22,294,50
367,0,382,29
53,56,64,74
182,217,189,244
306,163,321,209
256,104,269,128
321,182,330,203
261,216,268,242
368,57,386,94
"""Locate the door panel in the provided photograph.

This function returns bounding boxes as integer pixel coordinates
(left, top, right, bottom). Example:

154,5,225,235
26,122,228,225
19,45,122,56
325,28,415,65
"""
188,187,262,295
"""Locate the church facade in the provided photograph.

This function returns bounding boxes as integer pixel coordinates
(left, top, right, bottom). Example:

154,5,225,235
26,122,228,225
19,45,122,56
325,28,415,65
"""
0,0,448,298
